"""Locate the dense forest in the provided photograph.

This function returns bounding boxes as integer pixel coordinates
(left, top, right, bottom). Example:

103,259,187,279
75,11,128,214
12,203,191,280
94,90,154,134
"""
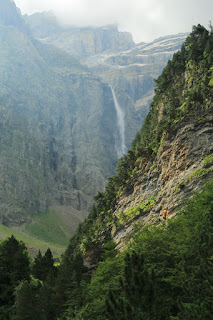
0,24,213,319
1,179,213,319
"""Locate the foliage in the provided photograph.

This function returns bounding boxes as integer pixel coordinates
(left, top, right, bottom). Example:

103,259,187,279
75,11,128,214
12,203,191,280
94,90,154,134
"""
58,178,213,320
25,209,70,247
203,153,213,167
116,199,156,228
0,221,65,257
32,248,57,281
0,236,30,319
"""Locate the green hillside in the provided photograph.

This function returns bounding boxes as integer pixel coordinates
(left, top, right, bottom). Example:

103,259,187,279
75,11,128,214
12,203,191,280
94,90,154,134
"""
0,223,65,257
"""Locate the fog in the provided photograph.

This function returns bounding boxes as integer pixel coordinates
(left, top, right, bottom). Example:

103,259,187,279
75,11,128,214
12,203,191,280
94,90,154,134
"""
15,0,213,42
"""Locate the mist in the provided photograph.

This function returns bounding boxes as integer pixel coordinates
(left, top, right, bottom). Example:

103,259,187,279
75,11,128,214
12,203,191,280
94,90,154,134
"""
15,0,213,42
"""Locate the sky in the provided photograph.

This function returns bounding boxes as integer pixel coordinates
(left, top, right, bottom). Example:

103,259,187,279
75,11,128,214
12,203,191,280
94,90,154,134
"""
14,0,213,43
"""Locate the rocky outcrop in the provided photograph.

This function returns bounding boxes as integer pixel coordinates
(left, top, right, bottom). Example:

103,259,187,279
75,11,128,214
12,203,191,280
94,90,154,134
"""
0,0,29,33
112,117,213,250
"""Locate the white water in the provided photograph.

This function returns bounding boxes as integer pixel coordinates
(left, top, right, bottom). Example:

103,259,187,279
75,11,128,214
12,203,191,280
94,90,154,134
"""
110,86,127,158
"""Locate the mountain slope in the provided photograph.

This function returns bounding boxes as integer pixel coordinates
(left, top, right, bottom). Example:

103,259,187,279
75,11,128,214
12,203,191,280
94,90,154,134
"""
68,23,213,265
0,1,119,233
1,24,213,320
0,2,187,237
51,24,213,320
25,12,187,151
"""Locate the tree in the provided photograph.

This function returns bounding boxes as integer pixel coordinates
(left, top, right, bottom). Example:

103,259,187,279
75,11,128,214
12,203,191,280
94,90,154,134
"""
32,248,56,281
0,236,30,318
15,280,40,320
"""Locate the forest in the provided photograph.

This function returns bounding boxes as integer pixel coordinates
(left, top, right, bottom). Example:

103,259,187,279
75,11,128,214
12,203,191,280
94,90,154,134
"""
1,179,213,319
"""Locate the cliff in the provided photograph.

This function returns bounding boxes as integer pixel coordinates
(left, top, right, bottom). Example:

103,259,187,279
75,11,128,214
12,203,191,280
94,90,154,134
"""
70,24,213,262
25,12,187,150
0,1,119,229
43,25,213,320
0,2,187,234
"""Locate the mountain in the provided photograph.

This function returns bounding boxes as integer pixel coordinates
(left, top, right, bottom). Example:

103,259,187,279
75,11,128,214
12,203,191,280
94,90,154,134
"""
1,24,213,320
50,24,212,319
24,12,187,149
0,1,119,231
0,2,188,238
25,12,187,150
0,0,29,33
24,13,135,57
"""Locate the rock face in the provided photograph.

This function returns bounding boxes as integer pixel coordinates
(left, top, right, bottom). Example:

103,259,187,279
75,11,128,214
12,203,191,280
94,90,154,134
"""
42,25,135,58
0,2,188,232
113,118,213,250
0,3,119,228
27,12,187,149
83,33,188,147
0,0,28,33
24,14,135,57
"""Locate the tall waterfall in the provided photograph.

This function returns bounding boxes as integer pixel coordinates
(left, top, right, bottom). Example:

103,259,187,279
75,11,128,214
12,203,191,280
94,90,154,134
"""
110,86,127,158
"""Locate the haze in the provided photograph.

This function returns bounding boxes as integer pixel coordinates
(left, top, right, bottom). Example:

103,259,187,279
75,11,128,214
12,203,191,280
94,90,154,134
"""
15,0,213,43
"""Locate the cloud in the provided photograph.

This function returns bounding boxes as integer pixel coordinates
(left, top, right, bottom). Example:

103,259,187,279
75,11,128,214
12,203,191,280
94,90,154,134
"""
15,0,213,42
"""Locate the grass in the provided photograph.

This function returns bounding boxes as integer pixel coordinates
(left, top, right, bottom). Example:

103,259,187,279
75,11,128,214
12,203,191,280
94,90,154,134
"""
203,153,213,167
0,223,65,258
0,207,86,258
24,209,70,247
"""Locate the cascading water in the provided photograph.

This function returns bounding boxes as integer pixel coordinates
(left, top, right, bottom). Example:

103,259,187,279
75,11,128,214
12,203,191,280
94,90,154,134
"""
110,86,127,158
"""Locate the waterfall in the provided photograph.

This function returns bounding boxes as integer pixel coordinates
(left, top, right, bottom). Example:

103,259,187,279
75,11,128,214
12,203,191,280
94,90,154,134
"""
110,86,127,158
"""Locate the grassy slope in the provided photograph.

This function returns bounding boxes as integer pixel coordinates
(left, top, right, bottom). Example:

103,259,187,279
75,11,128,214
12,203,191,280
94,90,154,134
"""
1,207,86,257
0,222,65,257
24,209,71,247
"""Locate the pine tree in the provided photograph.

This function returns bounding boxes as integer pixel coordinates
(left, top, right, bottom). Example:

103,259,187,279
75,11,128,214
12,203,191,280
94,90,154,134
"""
0,236,30,318
15,281,40,320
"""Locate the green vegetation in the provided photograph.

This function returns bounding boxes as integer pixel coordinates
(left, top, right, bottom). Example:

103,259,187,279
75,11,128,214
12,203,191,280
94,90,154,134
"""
25,210,70,247
115,199,156,229
0,223,65,257
58,178,213,319
173,153,213,194
1,178,212,320
203,153,213,167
